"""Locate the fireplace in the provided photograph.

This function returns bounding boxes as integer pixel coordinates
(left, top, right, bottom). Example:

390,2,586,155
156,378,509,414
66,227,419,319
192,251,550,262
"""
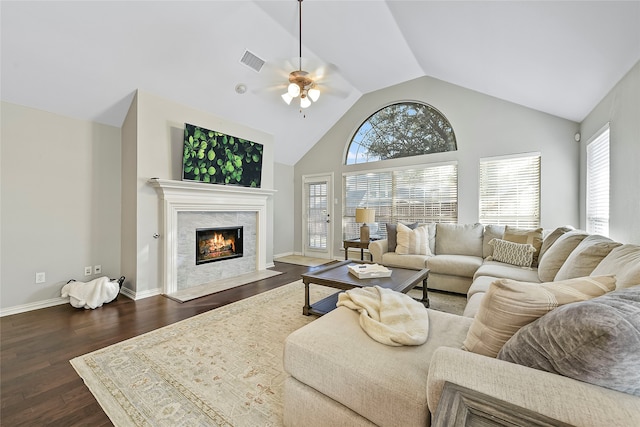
196,226,243,264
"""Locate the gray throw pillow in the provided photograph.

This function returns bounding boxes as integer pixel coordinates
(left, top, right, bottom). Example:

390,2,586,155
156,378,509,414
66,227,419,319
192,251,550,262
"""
498,285,640,396
386,222,418,252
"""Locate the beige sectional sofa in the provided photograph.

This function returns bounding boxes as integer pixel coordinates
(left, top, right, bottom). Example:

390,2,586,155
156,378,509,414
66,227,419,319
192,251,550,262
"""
283,224,640,426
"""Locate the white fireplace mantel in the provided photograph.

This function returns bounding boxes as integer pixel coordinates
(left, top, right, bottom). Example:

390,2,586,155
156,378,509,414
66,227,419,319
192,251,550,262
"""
149,178,277,294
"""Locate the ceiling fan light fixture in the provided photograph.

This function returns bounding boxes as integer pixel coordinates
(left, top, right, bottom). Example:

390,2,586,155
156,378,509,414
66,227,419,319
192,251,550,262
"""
308,87,320,102
281,92,294,105
287,82,301,97
300,96,311,109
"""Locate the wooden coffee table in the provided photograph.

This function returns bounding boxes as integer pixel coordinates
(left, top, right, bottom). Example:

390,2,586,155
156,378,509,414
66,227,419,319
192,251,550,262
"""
301,260,429,316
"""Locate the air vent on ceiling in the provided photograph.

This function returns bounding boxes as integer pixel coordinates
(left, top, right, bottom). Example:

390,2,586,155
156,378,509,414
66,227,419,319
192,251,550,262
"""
240,50,265,73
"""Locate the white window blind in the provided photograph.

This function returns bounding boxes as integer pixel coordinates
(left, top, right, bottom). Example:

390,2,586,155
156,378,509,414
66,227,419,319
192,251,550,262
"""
479,153,541,228
586,126,610,236
343,163,458,240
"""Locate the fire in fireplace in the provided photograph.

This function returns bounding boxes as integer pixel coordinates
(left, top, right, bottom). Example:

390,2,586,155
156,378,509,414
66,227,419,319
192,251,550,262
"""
196,226,243,265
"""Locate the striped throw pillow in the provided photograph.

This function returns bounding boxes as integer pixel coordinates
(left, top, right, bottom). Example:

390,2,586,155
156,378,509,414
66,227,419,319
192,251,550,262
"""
395,224,432,255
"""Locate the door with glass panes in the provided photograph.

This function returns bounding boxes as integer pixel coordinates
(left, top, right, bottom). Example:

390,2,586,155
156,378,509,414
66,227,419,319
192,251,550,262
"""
302,174,333,259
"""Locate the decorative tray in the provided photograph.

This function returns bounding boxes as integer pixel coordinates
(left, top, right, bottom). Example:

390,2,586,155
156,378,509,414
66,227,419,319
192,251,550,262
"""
348,263,392,279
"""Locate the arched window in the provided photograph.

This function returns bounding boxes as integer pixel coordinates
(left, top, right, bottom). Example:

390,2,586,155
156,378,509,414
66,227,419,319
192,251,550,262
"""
346,102,457,165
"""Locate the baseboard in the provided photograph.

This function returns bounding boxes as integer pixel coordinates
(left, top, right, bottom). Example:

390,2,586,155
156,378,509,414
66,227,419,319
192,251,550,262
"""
273,251,294,259
0,296,69,317
120,286,162,300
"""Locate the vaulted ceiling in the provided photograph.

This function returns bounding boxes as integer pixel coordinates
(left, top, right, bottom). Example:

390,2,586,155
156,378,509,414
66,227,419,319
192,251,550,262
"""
2,1,639,165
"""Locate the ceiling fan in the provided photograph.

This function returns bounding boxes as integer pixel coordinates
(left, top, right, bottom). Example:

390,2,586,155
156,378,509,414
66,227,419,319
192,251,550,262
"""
281,0,320,109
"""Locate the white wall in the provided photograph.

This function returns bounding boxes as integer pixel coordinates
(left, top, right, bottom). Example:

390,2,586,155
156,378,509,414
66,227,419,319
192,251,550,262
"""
294,76,581,257
1,102,121,312
580,61,640,244
273,162,295,256
123,91,276,296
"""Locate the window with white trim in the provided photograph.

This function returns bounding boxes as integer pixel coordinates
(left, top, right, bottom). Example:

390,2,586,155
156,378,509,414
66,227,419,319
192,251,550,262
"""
343,163,458,240
586,126,610,236
479,153,541,228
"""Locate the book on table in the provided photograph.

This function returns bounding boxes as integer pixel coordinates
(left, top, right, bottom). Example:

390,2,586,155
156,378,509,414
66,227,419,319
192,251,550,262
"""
348,263,392,279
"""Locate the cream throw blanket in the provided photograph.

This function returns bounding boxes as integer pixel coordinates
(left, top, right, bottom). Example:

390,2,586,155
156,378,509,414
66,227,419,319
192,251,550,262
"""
61,276,119,309
337,286,429,346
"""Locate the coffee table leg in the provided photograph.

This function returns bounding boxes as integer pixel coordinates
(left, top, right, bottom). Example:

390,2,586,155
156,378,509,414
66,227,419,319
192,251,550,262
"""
422,277,429,307
303,279,311,315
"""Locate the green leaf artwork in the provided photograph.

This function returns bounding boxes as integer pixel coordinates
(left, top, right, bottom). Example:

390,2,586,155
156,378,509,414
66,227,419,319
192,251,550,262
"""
182,123,263,188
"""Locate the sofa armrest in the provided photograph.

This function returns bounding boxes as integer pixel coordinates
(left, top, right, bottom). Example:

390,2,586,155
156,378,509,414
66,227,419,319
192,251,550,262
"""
427,347,640,427
368,239,388,264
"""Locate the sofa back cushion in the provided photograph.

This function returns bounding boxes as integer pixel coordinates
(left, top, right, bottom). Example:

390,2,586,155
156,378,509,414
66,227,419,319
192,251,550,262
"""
537,231,589,282
538,225,574,261
591,244,640,289
554,235,622,281
461,275,616,358
503,226,544,267
482,224,505,258
435,223,483,257
498,285,640,396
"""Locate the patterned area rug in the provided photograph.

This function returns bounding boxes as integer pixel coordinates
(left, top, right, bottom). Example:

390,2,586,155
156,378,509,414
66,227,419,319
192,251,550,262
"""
71,281,467,426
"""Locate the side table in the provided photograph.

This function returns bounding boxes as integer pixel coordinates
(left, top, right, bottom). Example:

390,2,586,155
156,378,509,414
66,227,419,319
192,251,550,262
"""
343,238,378,261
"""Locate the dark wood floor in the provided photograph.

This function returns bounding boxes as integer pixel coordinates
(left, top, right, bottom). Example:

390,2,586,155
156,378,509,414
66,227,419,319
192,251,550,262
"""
0,262,319,426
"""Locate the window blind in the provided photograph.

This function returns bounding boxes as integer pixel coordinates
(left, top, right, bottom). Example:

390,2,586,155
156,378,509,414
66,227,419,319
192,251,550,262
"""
343,163,458,240
586,127,610,236
479,153,541,228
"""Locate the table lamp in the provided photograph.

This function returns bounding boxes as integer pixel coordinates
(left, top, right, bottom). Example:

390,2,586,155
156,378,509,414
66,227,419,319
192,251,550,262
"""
355,208,376,242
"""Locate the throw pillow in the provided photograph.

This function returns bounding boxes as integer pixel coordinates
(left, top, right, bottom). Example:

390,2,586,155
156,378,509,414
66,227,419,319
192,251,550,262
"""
461,275,616,358
498,285,640,396
537,231,589,282
591,244,640,289
488,238,535,268
554,234,622,281
395,224,432,256
435,223,484,256
386,222,418,252
503,226,544,267
538,225,574,263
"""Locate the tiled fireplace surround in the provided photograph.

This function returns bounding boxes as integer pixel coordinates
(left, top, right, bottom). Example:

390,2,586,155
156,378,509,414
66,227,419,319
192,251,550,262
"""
150,179,276,295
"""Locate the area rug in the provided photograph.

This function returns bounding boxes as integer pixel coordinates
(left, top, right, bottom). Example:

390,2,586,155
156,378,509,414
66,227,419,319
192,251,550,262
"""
166,269,283,303
70,281,466,426
273,255,333,267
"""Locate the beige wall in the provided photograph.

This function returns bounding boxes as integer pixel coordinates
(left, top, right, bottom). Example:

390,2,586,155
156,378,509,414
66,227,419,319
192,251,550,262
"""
123,91,276,296
580,60,640,244
273,162,295,257
1,102,121,312
294,75,581,257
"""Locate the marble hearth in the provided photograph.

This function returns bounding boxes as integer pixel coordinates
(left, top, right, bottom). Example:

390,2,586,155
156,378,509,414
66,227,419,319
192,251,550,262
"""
149,179,276,295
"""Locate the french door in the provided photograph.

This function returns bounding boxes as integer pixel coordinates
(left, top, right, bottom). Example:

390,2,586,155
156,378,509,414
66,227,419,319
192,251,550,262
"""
302,173,333,259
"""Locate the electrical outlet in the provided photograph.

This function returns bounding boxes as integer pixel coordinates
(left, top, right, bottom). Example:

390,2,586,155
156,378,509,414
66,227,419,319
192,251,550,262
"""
84,266,92,276
94,265,102,274
35,272,46,284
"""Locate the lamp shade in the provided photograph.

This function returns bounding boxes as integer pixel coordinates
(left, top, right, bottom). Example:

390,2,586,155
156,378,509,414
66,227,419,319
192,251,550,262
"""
355,208,375,224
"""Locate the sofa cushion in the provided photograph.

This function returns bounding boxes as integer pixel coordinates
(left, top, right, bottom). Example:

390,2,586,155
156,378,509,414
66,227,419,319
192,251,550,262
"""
591,244,640,289
537,231,589,282
498,286,640,396
488,238,536,267
435,223,483,257
284,306,473,427
386,222,418,252
482,224,505,258
461,275,616,358
381,252,428,270
554,235,622,281
537,225,574,263
426,254,483,278
396,224,432,256
473,260,541,283
503,226,544,267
